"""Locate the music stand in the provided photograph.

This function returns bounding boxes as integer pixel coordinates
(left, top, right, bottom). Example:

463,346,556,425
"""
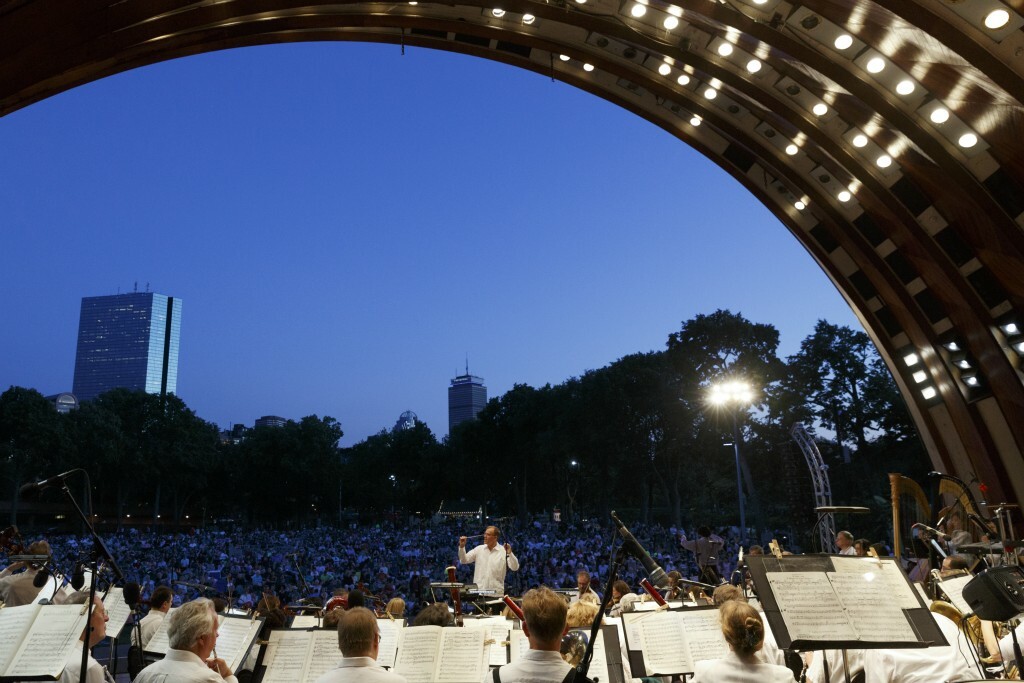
812,506,870,553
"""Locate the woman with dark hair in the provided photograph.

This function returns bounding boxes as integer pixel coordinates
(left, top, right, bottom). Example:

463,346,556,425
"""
690,601,794,682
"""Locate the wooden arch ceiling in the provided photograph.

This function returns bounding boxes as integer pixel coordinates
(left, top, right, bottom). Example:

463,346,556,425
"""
3,0,1024,506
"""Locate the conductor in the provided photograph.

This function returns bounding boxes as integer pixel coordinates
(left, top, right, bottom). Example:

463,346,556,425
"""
458,526,519,592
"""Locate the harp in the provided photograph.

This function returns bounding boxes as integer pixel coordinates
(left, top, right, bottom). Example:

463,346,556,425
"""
889,472,931,563
931,472,999,540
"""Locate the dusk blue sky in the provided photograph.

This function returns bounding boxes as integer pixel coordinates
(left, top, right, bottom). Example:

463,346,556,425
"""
0,42,861,445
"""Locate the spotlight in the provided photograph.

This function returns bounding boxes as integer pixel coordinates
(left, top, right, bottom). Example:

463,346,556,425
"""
704,87,717,99
903,352,920,367
930,107,950,124
746,59,762,73
492,8,506,17
896,80,915,95
630,3,646,17
717,43,734,57
834,34,853,50
785,144,798,155
963,373,980,387
559,54,570,61
912,370,928,384
812,103,828,116
583,63,595,71
876,154,893,168
852,134,868,148
958,133,978,148
1001,322,1019,335
838,190,852,202
690,115,702,126
866,57,885,73
985,9,1010,29
921,386,937,400
676,74,690,85
663,15,679,29
523,13,536,24
795,201,806,210
659,62,672,76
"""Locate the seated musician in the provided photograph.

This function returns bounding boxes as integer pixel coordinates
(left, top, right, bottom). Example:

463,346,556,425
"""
134,585,173,649
570,570,600,604
606,580,629,614
690,601,793,683
314,607,408,683
711,585,784,666
0,539,51,606
663,570,684,601
413,602,454,627
61,594,111,683
484,586,574,683
134,598,238,683
385,597,405,619
853,539,871,557
862,609,981,682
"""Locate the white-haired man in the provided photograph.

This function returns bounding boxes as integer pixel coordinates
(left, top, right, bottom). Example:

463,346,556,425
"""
134,597,237,683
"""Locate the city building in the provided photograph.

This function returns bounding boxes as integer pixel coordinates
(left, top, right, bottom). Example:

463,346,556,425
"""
448,369,487,433
255,415,287,428
72,291,182,402
394,410,417,432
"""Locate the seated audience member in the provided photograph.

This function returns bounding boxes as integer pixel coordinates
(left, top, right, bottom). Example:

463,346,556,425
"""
134,598,237,683
690,601,794,682
485,587,573,683
314,607,408,683
61,594,110,683
413,602,454,627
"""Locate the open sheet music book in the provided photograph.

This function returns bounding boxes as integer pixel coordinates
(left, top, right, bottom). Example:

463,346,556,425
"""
0,603,89,680
393,625,488,683
621,607,728,676
748,554,941,650
460,616,509,667
102,587,134,638
144,611,262,671
262,630,341,683
936,574,974,616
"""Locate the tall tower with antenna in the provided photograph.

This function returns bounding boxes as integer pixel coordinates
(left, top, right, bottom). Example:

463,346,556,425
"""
447,360,487,434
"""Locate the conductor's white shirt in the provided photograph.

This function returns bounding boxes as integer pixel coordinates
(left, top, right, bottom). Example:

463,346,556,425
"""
458,544,519,592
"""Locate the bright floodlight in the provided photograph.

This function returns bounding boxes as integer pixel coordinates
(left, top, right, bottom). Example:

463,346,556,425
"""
838,190,852,202
903,352,920,367
1004,323,1020,335
812,102,828,116
704,87,718,99
717,42,734,57
921,386,937,400
964,375,979,387
930,107,950,124
583,62,595,71
866,57,885,73
559,54,570,61
877,154,893,168
834,34,853,50
523,13,536,24
664,15,679,29
985,9,1010,29
896,79,915,95
690,115,702,126
795,200,806,210
630,3,647,17
708,380,755,406
492,8,506,17
746,59,762,73
785,143,799,155
677,74,691,85
958,133,978,148
659,62,672,76
913,370,928,384
852,134,868,147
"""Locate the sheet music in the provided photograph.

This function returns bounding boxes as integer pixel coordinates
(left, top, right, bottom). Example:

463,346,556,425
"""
291,615,320,628
766,572,857,642
508,629,529,662
376,618,403,668
827,573,917,641
0,603,36,675
216,615,263,670
485,623,510,666
103,587,133,637
829,557,920,609
4,604,87,678
937,575,974,615
636,611,692,675
678,610,729,663
436,628,486,683
305,630,342,682
394,627,442,683
144,606,176,655
262,630,313,682
584,629,611,683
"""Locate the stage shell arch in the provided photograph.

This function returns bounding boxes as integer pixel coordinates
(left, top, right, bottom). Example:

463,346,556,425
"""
4,0,1024,507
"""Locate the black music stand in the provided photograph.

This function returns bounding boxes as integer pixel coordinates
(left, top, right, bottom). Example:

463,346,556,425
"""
811,506,870,554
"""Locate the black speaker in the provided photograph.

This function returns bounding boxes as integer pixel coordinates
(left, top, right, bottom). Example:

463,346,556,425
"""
962,566,1024,620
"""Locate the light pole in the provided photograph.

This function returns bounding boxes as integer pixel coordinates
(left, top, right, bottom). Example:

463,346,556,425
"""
709,380,755,546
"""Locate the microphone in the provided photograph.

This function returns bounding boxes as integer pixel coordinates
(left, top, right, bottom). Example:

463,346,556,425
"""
33,567,51,588
124,582,142,609
71,563,85,590
912,522,951,541
610,511,669,588
19,469,79,496
175,580,213,592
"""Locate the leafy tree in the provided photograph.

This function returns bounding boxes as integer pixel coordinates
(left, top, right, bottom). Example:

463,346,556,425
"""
0,387,67,524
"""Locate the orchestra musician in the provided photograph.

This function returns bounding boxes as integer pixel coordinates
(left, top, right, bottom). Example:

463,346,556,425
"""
458,526,519,592
134,585,173,649
61,594,112,683
314,607,408,683
0,538,51,606
570,570,599,604
134,598,238,683
690,601,793,683
483,587,576,683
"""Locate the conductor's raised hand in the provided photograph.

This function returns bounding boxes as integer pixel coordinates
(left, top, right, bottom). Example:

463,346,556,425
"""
504,542,512,555
459,536,467,548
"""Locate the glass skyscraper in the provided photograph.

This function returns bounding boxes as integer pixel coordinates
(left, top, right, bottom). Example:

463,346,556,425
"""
72,292,183,402
448,371,487,433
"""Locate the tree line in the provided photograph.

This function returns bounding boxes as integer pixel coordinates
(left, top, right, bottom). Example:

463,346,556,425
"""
1,310,930,544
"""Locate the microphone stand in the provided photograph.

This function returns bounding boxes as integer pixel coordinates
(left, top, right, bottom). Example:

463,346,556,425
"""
576,536,628,682
56,478,124,683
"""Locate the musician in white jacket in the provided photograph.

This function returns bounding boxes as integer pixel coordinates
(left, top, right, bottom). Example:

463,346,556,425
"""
134,598,237,683
690,601,794,683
